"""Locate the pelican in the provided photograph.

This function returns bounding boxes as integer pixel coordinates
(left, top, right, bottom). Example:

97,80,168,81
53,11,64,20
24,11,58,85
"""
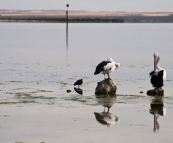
149,53,166,89
94,58,120,79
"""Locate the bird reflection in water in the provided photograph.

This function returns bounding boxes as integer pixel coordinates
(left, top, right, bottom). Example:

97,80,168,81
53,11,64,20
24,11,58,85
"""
149,97,166,132
74,87,83,95
74,79,83,95
94,95,119,127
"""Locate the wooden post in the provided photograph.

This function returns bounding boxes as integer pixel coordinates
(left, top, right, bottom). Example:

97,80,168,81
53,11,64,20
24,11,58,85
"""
66,4,69,30
66,10,68,30
66,4,69,49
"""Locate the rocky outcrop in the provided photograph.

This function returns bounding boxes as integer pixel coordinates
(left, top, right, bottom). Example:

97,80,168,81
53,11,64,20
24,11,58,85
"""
95,79,117,95
147,88,164,96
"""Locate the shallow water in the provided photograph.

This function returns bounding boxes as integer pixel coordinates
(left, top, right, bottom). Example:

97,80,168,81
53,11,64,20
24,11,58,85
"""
0,23,173,143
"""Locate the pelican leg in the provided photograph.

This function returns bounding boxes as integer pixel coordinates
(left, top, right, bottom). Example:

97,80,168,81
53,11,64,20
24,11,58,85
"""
107,73,110,79
107,107,110,113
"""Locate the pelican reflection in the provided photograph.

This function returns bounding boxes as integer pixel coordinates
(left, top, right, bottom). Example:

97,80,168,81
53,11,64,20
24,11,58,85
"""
149,97,166,132
95,95,116,107
94,95,119,127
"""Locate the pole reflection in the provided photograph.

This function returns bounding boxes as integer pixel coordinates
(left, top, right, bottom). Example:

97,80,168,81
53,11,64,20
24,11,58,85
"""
66,27,68,51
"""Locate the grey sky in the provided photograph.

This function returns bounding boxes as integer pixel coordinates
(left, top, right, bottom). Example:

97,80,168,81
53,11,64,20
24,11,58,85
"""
0,0,173,12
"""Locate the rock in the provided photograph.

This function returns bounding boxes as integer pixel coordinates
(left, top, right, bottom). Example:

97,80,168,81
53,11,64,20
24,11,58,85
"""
147,88,164,96
140,91,144,94
95,79,117,95
66,89,71,93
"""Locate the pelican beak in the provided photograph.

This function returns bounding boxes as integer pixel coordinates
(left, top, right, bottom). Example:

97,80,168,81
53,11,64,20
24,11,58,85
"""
154,56,157,71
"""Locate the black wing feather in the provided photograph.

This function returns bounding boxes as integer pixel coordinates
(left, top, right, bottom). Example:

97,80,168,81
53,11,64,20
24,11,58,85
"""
74,79,83,86
149,70,155,77
94,61,111,75
150,70,164,88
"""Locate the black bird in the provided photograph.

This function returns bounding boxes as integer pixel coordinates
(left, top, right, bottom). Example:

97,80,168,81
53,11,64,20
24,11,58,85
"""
74,79,83,88
149,53,166,89
94,58,120,79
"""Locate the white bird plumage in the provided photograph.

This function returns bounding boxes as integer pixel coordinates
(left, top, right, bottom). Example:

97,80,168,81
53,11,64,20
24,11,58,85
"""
94,58,120,79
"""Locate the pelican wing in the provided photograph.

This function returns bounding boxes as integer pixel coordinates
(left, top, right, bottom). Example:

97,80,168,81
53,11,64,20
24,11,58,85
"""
94,61,111,74
150,70,165,88
163,70,166,82
149,70,155,77
103,62,114,72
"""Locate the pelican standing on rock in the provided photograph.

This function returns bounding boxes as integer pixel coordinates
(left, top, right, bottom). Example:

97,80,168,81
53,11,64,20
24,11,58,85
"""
149,53,166,89
94,58,120,79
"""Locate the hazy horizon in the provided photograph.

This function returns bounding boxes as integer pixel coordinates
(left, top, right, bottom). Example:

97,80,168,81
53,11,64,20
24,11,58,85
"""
0,0,173,12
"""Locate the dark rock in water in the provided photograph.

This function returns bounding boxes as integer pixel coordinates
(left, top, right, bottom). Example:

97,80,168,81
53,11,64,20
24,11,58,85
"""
147,88,164,96
140,91,144,94
66,89,71,93
95,79,117,95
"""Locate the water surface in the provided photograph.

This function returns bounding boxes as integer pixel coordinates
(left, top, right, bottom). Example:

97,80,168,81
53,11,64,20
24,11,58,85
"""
0,23,173,143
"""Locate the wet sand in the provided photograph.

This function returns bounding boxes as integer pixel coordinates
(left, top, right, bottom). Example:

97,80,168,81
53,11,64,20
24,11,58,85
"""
1,96,173,143
1,60,173,143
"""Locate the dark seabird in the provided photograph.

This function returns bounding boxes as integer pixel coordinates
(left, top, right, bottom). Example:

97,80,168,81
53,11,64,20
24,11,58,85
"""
94,58,120,79
74,79,83,88
149,53,166,89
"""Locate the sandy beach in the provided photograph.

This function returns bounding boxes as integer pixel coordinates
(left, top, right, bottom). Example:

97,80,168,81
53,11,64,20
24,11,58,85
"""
1,10,173,17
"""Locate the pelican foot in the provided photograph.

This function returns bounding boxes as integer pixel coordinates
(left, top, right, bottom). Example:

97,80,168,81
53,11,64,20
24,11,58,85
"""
154,87,162,90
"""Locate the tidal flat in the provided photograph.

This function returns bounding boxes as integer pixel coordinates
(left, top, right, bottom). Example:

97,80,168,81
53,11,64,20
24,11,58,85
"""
0,23,173,143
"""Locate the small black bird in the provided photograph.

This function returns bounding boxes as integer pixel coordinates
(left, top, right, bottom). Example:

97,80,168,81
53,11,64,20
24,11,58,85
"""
74,79,83,88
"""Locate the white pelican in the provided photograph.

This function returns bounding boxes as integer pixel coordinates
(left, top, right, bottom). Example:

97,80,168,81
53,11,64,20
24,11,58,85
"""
94,58,120,79
149,53,166,89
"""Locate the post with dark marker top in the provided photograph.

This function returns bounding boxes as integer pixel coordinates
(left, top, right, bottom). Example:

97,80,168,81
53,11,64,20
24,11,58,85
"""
66,4,69,49
66,4,69,30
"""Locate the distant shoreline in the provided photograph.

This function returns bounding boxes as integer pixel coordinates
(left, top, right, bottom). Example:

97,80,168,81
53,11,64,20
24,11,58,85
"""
1,10,173,23
0,18,124,23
